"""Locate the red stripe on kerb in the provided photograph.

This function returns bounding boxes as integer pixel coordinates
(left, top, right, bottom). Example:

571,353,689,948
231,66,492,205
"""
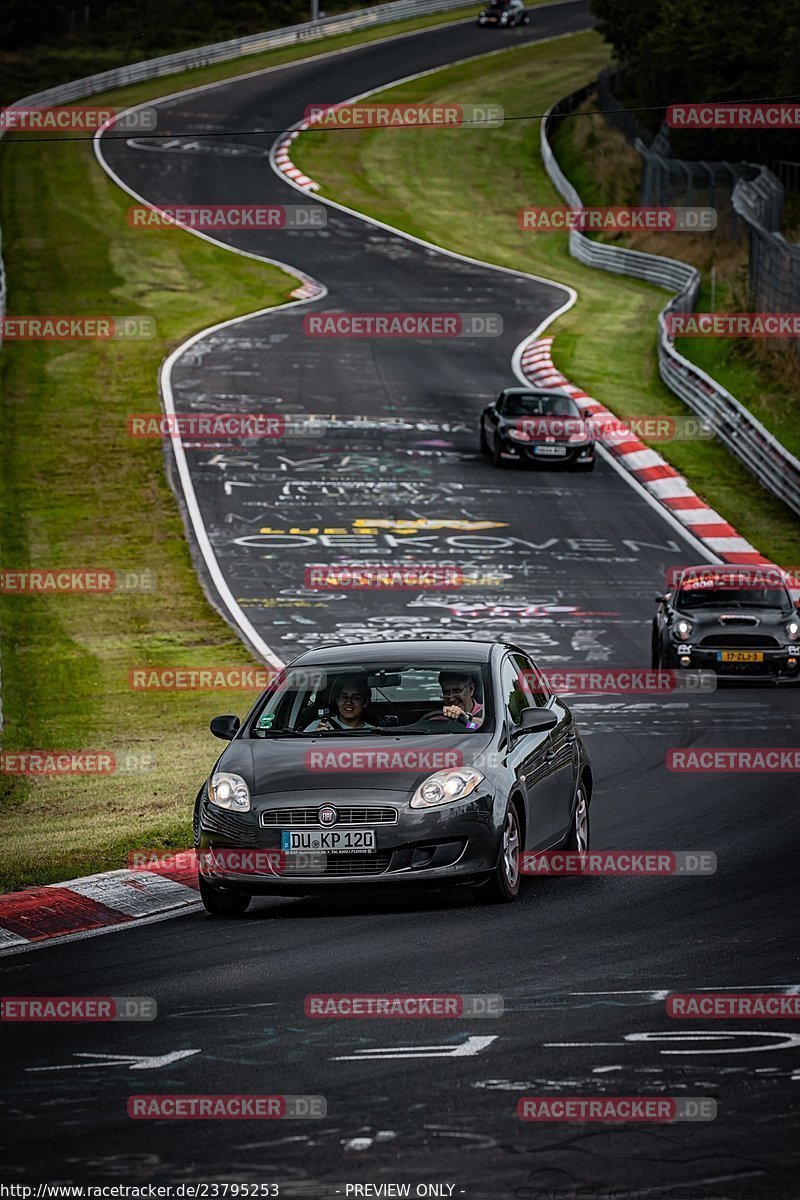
0,887,132,941
634,464,680,481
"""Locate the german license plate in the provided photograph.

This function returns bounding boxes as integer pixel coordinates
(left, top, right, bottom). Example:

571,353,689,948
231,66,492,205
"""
534,445,567,457
717,650,764,663
281,829,376,853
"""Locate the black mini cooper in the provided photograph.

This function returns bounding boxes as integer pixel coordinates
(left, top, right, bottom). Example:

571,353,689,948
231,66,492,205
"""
652,564,800,683
194,639,593,914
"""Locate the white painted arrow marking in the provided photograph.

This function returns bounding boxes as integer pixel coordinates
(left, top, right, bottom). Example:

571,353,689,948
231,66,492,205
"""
332,1035,497,1061
27,1049,200,1072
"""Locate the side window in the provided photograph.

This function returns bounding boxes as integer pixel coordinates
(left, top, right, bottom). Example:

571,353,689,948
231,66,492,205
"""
500,656,529,723
512,653,550,709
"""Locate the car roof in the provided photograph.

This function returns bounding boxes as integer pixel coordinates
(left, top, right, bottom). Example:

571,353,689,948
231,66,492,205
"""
286,639,514,667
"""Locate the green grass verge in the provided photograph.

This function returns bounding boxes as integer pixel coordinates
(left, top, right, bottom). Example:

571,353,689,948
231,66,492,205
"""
0,94,299,893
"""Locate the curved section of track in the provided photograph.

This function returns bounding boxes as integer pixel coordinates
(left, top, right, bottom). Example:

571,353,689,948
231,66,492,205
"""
4,4,795,1190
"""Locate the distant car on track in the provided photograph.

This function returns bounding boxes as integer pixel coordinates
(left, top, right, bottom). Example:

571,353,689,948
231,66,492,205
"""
194,639,592,914
652,564,800,683
477,0,528,26
480,387,596,470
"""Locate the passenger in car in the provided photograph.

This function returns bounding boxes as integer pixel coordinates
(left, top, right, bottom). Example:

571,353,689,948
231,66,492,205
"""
304,673,378,731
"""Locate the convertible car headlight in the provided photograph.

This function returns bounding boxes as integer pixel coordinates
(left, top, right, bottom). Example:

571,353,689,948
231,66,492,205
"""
673,618,694,640
786,619,799,641
507,427,531,442
410,768,484,809
208,772,251,812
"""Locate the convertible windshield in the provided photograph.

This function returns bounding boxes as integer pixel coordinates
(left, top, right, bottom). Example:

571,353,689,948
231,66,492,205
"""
249,661,493,736
677,586,791,610
502,393,580,418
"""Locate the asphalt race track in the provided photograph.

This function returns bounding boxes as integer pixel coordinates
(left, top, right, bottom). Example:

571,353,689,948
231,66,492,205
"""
3,2,799,1193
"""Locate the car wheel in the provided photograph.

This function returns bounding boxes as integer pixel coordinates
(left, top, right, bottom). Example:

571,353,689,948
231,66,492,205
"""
476,800,522,903
479,420,490,455
651,627,661,670
563,782,590,852
491,438,506,468
199,874,251,916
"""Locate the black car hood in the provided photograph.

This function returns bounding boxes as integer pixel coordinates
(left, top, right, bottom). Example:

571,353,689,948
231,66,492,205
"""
674,604,794,633
216,731,495,796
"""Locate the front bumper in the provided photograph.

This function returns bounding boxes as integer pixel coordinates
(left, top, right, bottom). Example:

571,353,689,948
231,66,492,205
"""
498,438,595,465
197,787,503,893
667,642,800,682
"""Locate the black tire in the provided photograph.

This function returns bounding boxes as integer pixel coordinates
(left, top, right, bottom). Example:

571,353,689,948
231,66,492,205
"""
491,437,506,468
563,782,590,853
199,874,251,916
479,420,490,455
651,627,661,670
476,800,522,903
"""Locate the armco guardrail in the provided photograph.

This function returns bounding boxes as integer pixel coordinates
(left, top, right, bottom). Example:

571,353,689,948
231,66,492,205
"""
540,89,800,519
3,0,472,111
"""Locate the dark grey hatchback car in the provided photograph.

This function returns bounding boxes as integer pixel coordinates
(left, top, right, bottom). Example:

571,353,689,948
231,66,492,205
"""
194,639,593,915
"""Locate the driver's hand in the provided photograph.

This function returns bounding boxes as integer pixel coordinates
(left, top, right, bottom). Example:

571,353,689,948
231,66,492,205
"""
442,704,466,721
317,719,331,731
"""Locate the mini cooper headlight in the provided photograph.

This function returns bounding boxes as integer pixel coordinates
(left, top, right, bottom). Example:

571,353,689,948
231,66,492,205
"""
786,619,799,641
673,618,694,640
410,768,484,809
208,772,251,812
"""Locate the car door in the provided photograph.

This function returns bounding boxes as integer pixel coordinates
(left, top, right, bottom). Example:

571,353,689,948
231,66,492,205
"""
498,653,556,849
512,653,577,843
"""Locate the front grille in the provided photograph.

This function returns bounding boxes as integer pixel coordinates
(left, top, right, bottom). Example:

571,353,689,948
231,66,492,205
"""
200,806,254,839
261,806,398,827
699,634,780,648
279,852,392,876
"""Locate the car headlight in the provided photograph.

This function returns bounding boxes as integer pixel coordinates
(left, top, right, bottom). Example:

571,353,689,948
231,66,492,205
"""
786,619,799,641
208,772,251,812
507,427,531,442
410,768,484,809
673,618,694,640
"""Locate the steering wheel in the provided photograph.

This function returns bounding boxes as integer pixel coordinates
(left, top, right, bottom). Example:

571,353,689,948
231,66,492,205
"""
411,711,469,731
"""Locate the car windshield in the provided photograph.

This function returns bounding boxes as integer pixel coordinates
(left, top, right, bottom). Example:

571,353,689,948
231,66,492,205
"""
502,393,580,418
249,661,493,736
676,585,791,610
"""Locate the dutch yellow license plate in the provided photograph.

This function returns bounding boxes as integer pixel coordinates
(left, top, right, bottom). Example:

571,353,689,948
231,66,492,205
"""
717,650,764,663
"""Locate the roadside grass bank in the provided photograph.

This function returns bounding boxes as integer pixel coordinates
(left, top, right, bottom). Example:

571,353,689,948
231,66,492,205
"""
552,95,800,461
0,124,295,892
293,29,800,565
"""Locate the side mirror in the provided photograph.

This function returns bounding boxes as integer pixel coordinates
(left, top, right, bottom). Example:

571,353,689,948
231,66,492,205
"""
512,707,557,737
210,714,240,740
